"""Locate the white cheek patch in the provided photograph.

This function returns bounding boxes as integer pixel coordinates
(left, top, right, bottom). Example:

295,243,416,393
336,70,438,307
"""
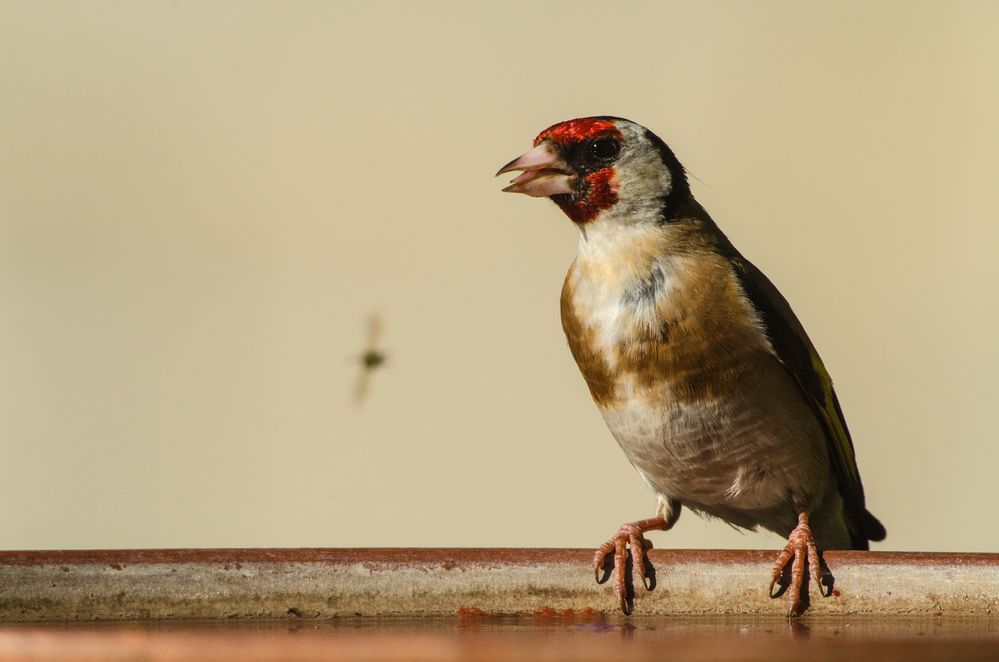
608,124,673,223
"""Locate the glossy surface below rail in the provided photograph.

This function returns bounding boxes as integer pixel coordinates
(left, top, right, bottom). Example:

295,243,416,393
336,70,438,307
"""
1,616,998,661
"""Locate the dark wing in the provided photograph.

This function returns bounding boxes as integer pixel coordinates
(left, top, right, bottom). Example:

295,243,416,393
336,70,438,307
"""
727,255,885,549
661,191,884,548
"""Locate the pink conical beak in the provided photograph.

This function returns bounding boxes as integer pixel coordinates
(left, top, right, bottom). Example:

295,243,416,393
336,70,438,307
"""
496,142,574,197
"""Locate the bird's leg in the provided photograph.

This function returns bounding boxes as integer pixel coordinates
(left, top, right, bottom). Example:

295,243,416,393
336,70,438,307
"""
769,511,827,617
594,498,680,615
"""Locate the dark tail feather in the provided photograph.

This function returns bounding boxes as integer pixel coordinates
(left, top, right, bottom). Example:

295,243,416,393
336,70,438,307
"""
848,509,886,550
864,510,886,542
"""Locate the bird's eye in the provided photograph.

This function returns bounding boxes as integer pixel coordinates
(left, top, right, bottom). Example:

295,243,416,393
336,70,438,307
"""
589,137,620,162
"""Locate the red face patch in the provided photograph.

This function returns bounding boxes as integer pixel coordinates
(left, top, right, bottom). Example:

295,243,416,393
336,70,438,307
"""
554,168,619,224
534,118,620,146
534,117,623,223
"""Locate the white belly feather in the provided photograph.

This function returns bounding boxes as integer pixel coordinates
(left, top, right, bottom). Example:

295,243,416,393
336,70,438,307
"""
565,222,828,519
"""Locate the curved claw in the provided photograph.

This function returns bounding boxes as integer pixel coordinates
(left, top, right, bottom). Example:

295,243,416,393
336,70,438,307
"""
768,540,795,600
630,531,652,591
805,537,830,599
593,541,614,584
768,574,782,599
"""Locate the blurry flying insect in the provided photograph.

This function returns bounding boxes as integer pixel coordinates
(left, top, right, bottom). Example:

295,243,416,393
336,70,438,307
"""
353,312,387,406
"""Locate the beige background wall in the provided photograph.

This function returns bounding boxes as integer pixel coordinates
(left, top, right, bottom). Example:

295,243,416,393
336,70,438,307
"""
2,1,997,552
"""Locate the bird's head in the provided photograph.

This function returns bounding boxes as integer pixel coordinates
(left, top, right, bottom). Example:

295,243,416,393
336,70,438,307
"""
496,116,689,225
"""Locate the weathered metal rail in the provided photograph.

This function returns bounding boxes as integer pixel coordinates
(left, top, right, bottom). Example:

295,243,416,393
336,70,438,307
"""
0,548,996,621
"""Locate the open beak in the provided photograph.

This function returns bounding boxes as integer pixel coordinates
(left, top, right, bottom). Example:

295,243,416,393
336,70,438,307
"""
495,142,574,197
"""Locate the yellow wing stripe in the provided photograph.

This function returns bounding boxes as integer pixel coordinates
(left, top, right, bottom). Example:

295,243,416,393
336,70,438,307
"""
810,351,861,485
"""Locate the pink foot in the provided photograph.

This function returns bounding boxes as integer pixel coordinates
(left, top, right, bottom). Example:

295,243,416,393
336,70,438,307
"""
769,512,831,617
593,517,665,615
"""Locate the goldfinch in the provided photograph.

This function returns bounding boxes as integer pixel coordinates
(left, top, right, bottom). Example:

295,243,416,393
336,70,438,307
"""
497,117,885,616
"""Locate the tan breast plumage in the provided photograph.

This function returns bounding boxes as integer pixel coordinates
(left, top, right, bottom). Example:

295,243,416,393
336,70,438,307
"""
559,218,827,520
559,219,773,410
